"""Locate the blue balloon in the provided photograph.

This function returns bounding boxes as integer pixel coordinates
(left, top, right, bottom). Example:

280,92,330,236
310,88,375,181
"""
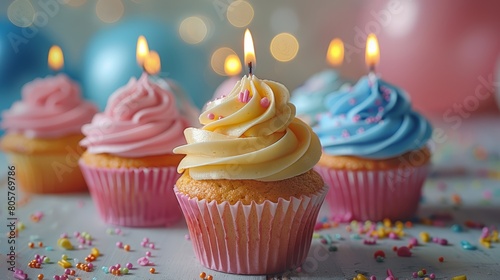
82,18,211,110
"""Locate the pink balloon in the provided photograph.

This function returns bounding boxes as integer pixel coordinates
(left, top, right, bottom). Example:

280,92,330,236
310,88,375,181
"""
356,0,500,116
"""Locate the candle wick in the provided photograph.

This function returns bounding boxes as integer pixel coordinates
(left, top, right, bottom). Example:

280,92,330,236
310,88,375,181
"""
248,62,253,76
368,64,375,73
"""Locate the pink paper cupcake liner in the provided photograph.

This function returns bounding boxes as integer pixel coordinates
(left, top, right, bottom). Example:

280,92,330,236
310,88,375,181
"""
314,165,430,222
175,185,328,275
79,161,182,227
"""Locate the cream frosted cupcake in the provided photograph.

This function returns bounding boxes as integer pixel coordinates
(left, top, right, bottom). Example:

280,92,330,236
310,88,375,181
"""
0,74,97,193
314,75,433,222
174,74,328,274
79,73,192,227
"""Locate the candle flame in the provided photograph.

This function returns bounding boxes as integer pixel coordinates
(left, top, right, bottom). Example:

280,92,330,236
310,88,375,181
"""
224,54,241,76
365,33,380,70
136,35,149,67
326,38,344,67
48,45,64,71
244,29,256,73
144,51,161,76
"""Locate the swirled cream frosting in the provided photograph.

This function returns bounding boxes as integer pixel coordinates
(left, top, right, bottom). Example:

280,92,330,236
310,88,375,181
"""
174,75,322,181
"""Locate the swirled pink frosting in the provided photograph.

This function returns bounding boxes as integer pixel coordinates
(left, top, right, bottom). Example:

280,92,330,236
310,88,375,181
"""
80,73,189,157
1,74,97,138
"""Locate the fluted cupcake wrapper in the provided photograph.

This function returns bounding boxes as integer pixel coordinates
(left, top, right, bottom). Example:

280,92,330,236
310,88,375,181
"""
175,184,328,275
5,152,87,194
314,165,430,222
79,160,182,227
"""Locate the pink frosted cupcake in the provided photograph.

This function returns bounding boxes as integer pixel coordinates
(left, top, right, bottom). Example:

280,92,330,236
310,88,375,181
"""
174,74,328,274
79,73,193,227
314,75,433,222
1,74,97,193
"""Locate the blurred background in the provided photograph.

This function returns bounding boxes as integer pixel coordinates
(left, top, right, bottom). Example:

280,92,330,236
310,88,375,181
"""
1,0,499,124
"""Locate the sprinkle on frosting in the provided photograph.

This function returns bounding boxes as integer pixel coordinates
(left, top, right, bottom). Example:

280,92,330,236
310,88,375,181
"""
174,75,322,181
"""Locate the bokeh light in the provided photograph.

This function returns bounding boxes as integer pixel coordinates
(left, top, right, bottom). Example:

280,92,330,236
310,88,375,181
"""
7,0,35,28
62,0,87,8
270,33,299,62
224,54,242,76
227,0,254,28
211,47,238,76
96,0,124,24
179,16,208,44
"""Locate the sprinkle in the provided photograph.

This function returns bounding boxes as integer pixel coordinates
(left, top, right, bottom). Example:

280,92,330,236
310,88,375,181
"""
37,274,44,280
451,275,467,280
149,243,155,249
420,232,431,243
137,257,150,266
146,251,152,257
58,260,72,268
115,228,122,235
439,238,448,245
218,115,224,120
185,234,190,240
29,242,35,248
143,237,150,243
373,250,385,259
342,130,350,138
207,113,215,120
91,247,100,257
74,232,80,237
126,262,133,269
451,224,463,232
57,238,73,250
121,267,129,274
124,244,130,251
396,246,412,257
260,97,270,108
200,272,207,279
238,89,251,103
149,267,156,274
438,256,444,262
349,98,356,105
207,275,213,280
106,228,113,235
352,115,360,122
116,241,123,248
430,273,436,279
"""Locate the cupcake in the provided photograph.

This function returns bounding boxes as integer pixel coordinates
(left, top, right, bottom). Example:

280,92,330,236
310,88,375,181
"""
0,74,97,194
291,69,350,126
79,73,191,227
174,74,328,274
314,75,433,222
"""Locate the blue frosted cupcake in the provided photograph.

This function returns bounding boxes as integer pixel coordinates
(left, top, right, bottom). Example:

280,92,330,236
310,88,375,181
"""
313,75,433,222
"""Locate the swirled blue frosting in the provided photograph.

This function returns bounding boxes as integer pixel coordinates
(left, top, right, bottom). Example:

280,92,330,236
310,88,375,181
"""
291,69,349,125
314,75,432,159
